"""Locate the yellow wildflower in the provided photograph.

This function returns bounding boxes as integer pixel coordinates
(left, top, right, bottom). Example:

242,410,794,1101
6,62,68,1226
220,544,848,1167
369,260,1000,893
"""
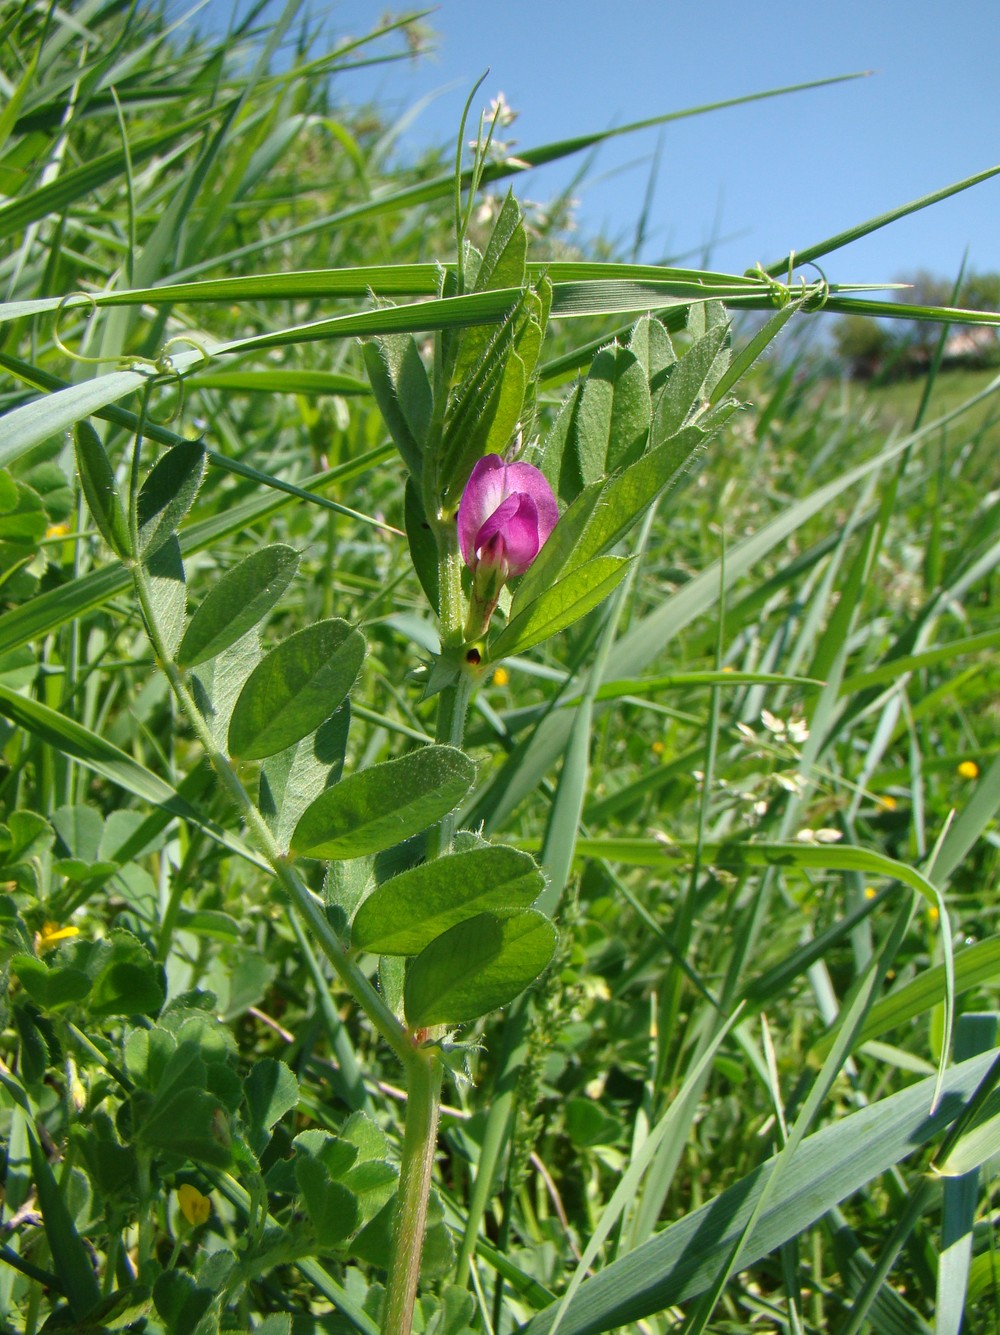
36,921,80,953
491,667,510,687
45,523,70,540
178,1184,211,1226
864,887,877,900
651,740,665,756
957,761,979,780
879,795,898,812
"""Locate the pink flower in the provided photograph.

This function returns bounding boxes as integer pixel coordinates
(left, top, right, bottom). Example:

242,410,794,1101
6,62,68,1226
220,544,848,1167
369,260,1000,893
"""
458,455,559,582
457,454,559,642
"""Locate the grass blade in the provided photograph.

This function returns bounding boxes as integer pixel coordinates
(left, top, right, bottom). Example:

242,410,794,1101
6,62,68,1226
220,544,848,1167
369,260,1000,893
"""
767,163,1000,277
520,1050,998,1334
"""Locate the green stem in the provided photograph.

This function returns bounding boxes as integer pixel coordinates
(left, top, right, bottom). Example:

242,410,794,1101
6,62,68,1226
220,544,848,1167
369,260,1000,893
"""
380,668,469,1325
127,557,412,1070
424,668,476,866
156,863,187,962
22,1273,41,1335
436,669,475,749
381,1050,443,1334
126,413,476,1329
382,509,477,1329
136,1150,154,1280
437,539,467,650
289,911,373,1115
103,1223,121,1296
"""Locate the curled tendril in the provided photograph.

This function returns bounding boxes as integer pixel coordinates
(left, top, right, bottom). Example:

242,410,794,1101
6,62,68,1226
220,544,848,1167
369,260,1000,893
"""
132,357,185,425
117,354,160,374
156,334,210,375
56,296,212,379
799,262,831,313
54,292,108,364
148,367,184,425
54,296,212,425
744,257,830,315
744,263,791,309
115,335,210,425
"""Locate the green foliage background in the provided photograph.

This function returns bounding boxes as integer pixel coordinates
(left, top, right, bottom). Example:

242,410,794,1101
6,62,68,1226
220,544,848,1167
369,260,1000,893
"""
0,4,998,1333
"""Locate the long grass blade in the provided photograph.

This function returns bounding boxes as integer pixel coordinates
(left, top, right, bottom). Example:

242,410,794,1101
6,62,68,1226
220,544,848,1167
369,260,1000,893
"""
766,163,1000,276
520,1051,999,1334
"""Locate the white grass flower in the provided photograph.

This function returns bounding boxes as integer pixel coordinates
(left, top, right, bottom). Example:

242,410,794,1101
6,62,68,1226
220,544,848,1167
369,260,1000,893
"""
787,717,810,744
795,827,842,844
488,92,517,128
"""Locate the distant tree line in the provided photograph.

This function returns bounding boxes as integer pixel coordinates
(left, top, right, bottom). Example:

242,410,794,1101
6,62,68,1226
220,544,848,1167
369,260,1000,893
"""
833,270,1000,380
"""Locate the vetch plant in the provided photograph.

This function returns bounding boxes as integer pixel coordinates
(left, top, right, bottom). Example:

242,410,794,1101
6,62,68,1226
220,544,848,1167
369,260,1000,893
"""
17,198,982,1335
61,173,753,1328
3,9,1000,1331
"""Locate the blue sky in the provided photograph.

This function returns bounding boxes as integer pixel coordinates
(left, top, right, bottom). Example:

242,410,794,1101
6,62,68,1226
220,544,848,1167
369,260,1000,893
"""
199,0,1000,291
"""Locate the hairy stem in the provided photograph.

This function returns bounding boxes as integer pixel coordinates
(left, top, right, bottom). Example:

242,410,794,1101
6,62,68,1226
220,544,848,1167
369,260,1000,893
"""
382,505,476,1329
381,1049,443,1334
425,668,475,864
127,557,412,1069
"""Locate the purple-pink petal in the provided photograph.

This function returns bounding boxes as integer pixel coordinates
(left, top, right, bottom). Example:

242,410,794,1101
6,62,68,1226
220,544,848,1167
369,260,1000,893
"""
458,455,507,567
457,453,558,577
503,462,560,546
477,492,542,577
473,492,524,558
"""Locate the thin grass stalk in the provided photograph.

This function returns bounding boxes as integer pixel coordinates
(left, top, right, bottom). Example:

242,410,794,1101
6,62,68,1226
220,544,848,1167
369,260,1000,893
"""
679,897,917,1334
455,509,658,1292
839,1177,938,1335
629,547,727,1245
288,913,373,1116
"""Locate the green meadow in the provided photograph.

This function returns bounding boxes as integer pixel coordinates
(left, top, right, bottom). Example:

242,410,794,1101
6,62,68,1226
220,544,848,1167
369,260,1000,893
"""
0,5,998,1333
